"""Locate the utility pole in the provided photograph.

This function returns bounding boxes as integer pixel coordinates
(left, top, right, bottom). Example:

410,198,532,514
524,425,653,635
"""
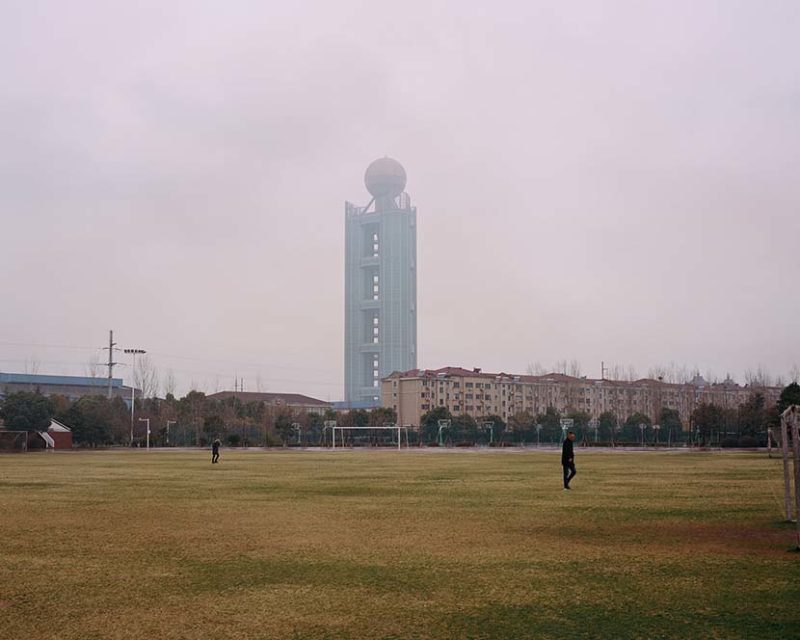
601,361,607,380
103,330,118,399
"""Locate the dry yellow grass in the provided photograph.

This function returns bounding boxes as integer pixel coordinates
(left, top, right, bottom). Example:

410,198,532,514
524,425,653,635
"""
1,449,798,639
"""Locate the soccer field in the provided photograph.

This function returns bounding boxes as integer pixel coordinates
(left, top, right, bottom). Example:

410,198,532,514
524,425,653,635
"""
1,449,797,640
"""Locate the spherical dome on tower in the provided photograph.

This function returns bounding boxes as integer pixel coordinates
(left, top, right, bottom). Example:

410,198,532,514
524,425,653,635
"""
364,157,407,198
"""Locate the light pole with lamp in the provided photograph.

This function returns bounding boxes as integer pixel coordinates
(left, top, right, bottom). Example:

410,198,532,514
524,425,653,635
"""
437,419,451,447
482,421,495,446
639,423,647,447
124,348,146,446
138,418,150,450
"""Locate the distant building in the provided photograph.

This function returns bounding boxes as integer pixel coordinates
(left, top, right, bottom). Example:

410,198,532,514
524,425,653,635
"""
27,419,73,450
0,372,136,405
207,391,331,415
382,366,782,428
331,399,383,412
344,157,417,405
45,419,73,449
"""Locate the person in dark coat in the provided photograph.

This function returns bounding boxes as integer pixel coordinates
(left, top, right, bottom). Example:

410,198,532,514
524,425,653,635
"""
562,431,576,489
211,438,221,464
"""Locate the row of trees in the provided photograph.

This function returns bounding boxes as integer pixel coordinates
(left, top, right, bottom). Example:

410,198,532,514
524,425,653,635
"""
417,405,683,446
0,390,399,448
419,384,800,446
3,383,799,448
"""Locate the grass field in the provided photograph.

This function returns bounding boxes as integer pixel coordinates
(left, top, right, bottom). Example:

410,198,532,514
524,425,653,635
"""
1,449,798,640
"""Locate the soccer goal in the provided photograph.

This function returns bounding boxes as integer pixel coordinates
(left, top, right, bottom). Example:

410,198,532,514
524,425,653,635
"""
331,424,410,450
0,431,29,452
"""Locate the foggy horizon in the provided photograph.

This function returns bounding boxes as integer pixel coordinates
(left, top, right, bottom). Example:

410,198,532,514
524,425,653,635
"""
2,1,798,399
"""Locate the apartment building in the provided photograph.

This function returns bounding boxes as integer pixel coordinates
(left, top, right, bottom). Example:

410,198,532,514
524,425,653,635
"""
382,366,781,429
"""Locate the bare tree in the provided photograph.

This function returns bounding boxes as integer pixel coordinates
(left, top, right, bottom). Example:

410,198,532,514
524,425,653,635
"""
790,364,800,384
24,356,41,374
608,363,625,381
552,359,568,375
85,352,101,378
648,365,668,381
256,374,264,392
134,355,160,399
526,362,546,376
567,359,582,378
162,368,177,397
647,363,696,384
674,364,692,384
744,366,775,388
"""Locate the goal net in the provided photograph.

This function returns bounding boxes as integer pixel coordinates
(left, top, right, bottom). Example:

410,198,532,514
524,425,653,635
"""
331,425,410,450
0,431,29,452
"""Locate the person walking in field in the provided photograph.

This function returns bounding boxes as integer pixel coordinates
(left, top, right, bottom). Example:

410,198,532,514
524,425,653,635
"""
562,431,576,490
211,438,221,464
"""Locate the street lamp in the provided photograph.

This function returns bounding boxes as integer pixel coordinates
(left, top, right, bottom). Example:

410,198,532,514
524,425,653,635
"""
138,418,150,450
124,348,146,446
482,421,495,446
653,424,661,446
535,423,542,447
639,423,647,447
437,419,450,447
166,420,176,446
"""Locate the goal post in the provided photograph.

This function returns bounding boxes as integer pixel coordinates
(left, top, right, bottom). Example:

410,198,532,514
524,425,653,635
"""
331,424,410,450
0,431,29,453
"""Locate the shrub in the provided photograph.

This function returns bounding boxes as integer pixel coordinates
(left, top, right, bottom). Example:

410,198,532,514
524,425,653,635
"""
721,437,738,448
227,434,241,447
738,435,758,448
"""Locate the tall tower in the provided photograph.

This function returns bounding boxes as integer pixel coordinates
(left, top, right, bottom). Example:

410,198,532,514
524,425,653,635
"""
345,157,417,404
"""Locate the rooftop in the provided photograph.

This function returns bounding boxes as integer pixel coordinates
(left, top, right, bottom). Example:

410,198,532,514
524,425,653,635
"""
207,391,330,407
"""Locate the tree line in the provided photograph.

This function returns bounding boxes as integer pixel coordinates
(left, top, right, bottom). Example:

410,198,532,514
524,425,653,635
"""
2,383,799,448
0,390,396,448
419,383,800,446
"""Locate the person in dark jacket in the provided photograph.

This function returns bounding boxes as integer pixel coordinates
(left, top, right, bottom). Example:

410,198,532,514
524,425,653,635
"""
211,438,221,464
562,431,576,489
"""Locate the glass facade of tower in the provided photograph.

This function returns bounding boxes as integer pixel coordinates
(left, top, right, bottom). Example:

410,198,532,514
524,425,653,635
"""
344,191,417,404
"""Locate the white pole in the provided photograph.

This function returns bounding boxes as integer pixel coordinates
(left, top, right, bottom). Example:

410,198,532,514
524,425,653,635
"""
130,352,136,445
332,426,336,450
397,425,400,450
781,411,793,522
790,408,800,549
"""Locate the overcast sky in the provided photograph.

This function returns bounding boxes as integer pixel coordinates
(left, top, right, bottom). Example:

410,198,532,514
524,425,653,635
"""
1,1,798,398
